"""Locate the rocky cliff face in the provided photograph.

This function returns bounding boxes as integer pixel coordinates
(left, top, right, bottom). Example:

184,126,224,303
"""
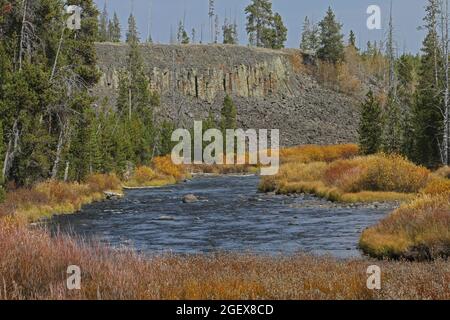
94,43,359,146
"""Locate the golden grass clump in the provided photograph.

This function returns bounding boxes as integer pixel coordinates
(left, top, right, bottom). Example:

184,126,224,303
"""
260,151,431,203
85,173,122,193
360,194,450,260
435,166,450,179
125,157,192,188
354,155,430,193
152,155,188,181
124,166,172,188
0,220,449,300
0,174,123,222
280,144,359,164
422,176,450,196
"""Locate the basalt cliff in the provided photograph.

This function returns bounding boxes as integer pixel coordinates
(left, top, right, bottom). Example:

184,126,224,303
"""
94,43,359,146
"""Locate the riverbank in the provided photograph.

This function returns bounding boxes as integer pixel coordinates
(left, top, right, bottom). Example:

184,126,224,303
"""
259,151,430,203
0,174,123,222
0,221,449,300
360,186,450,260
0,156,192,222
258,145,450,259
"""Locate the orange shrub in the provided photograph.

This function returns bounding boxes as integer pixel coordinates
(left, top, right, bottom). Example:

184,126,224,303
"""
152,156,187,181
323,159,364,191
422,177,450,196
132,166,157,185
85,174,121,193
34,180,88,204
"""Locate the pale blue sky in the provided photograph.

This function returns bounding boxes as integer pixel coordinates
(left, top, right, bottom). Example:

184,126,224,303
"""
93,0,428,53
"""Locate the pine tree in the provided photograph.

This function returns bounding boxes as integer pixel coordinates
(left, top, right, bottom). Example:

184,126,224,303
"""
158,120,176,156
412,0,444,167
318,7,345,64
117,23,156,166
300,16,320,54
177,21,190,44
348,30,357,49
86,110,103,173
269,13,287,49
397,54,419,159
300,16,312,50
359,91,383,155
126,13,140,44
220,95,237,131
98,2,109,42
0,0,105,184
110,12,121,42
245,0,273,47
209,0,215,43
383,94,403,154
107,19,114,42
223,18,238,45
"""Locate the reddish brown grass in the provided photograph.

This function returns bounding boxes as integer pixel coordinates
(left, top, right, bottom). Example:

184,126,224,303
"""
0,221,449,300
360,194,450,260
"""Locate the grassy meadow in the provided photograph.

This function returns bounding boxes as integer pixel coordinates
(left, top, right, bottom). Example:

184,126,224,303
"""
0,219,449,300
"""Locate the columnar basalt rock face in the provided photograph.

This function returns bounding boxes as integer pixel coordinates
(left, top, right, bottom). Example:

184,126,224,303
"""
95,43,359,146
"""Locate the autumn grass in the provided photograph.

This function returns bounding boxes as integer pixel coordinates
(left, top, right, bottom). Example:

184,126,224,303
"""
185,152,261,175
0,220,449,300
260,151,430,203
360,175,450,260
124,155,191,188
0,174,122,222
435,166,450,179
279,144,359,164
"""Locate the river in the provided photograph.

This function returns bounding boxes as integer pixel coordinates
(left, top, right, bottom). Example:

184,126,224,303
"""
51,175,390,258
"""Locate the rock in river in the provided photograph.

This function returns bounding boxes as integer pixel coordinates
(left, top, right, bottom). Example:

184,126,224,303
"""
183,194,199,203
104,191,123,200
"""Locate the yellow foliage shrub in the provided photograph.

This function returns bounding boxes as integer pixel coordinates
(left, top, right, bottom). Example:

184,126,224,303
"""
351,154,430,193
86,174,122,193
260,150,431,203
360,194,450,260
152,155,187,181
422,177,450,196
132,167,157,185
435,166,450,179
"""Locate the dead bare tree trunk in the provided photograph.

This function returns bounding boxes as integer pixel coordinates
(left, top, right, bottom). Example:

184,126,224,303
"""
2,120,20,179
51,26,65,81
443,0,449,165
18,0,27,71
51,127,65,179
64,161,70,182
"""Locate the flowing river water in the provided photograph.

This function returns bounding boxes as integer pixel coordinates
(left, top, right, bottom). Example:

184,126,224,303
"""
51,175,390,258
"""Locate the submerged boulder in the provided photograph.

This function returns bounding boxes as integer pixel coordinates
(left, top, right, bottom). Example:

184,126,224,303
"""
183,194,199,203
